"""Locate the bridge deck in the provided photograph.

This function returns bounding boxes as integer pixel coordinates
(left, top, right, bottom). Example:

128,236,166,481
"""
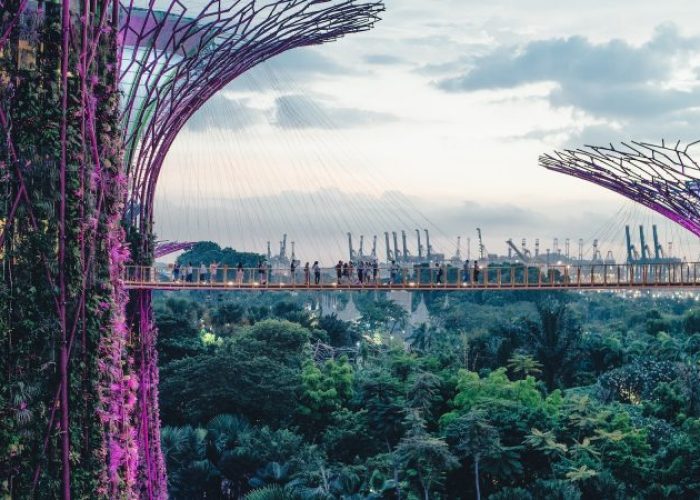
123,263,700,291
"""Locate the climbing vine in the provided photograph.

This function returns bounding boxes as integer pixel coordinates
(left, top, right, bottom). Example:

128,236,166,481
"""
0,2,138,497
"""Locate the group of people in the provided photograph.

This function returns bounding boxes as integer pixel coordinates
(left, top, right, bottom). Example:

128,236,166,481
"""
290,260,322,285
334,260,380,284
172,262,206,282
172,261,245,284
169,259,482,286
461,260,482,284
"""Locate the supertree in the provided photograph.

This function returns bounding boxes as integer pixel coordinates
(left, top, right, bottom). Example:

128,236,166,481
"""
1,2,132,499
117,2,382,498
540,140,700,236
0,0,383,498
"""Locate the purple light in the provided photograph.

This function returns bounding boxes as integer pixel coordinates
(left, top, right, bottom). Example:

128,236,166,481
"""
116,2,384,498
540,140,700,236
118,0,384,243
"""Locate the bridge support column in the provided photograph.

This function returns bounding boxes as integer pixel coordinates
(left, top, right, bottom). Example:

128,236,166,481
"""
129,288,168,500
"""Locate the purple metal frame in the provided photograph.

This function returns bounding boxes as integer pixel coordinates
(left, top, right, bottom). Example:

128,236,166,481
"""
153,240,196,258
540,140,700,236
118,0,384,242
117,3,382,498
1,1,383,499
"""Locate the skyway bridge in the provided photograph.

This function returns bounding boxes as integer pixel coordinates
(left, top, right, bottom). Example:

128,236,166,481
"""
123,263,700,292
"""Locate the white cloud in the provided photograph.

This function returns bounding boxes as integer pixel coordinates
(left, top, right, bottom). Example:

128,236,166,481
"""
157,0,700,261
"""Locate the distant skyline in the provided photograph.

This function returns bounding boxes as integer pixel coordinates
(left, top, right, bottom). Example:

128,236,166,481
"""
154,0,700,263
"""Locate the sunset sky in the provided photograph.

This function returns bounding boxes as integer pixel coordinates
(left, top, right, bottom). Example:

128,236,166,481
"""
152,0,700,263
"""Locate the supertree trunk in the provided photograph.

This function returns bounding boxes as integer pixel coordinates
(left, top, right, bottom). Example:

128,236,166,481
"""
0,1,139,497
117,2,383,498
129,288,167,499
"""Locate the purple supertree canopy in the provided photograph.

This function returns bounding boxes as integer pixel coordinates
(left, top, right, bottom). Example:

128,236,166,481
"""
540,140,700,236
118,0,384,237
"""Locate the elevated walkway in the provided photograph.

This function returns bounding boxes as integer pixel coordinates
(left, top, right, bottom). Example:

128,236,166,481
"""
123,262,700,291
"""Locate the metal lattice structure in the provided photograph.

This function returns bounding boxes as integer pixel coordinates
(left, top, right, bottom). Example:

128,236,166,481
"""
1,1,382,499
117,3,383,499
540,140,700,236
153,240,195,258
118,0,384,243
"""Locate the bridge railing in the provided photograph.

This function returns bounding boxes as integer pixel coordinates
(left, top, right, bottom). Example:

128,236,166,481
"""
122,262,700,290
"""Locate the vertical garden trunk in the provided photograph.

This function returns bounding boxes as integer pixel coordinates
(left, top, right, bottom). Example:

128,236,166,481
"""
0,2,144,497
129,287,168,498
59,1,72,497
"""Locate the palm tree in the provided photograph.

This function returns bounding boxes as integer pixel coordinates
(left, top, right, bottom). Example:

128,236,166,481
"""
205,414,251,496
565,465,598,482
524,428,568,474
159,426,181,468
507,352,543,379
655,331,684,361
525,300,582,390
564,395,610,440
569,437,600,463
207,413,250,452
408,324,438,352
160,425,216,498
249,462,291,489
244,485,287,500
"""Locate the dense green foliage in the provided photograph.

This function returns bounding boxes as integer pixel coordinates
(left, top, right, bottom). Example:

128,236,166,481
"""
177,241,263,268
156,290,700,499
1,5,127,497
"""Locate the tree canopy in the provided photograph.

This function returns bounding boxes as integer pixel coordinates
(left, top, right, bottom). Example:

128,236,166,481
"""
153,288,700,498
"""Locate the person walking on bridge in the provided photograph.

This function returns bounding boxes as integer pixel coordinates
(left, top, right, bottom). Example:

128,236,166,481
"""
173,262,181,282
436,263,444,285
304,262,310,286
473,261,481,284
257,260,265,285
262,261,269,285
290,260,297,284
462,260,470,283
199,262,207,282
210,261,218,283
312,261,321,285
186,262,193,282
236,262,244,285
336,261,343,283
390,260,398,285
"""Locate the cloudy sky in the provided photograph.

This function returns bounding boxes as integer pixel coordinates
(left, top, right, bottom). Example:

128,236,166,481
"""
153,0,700,263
